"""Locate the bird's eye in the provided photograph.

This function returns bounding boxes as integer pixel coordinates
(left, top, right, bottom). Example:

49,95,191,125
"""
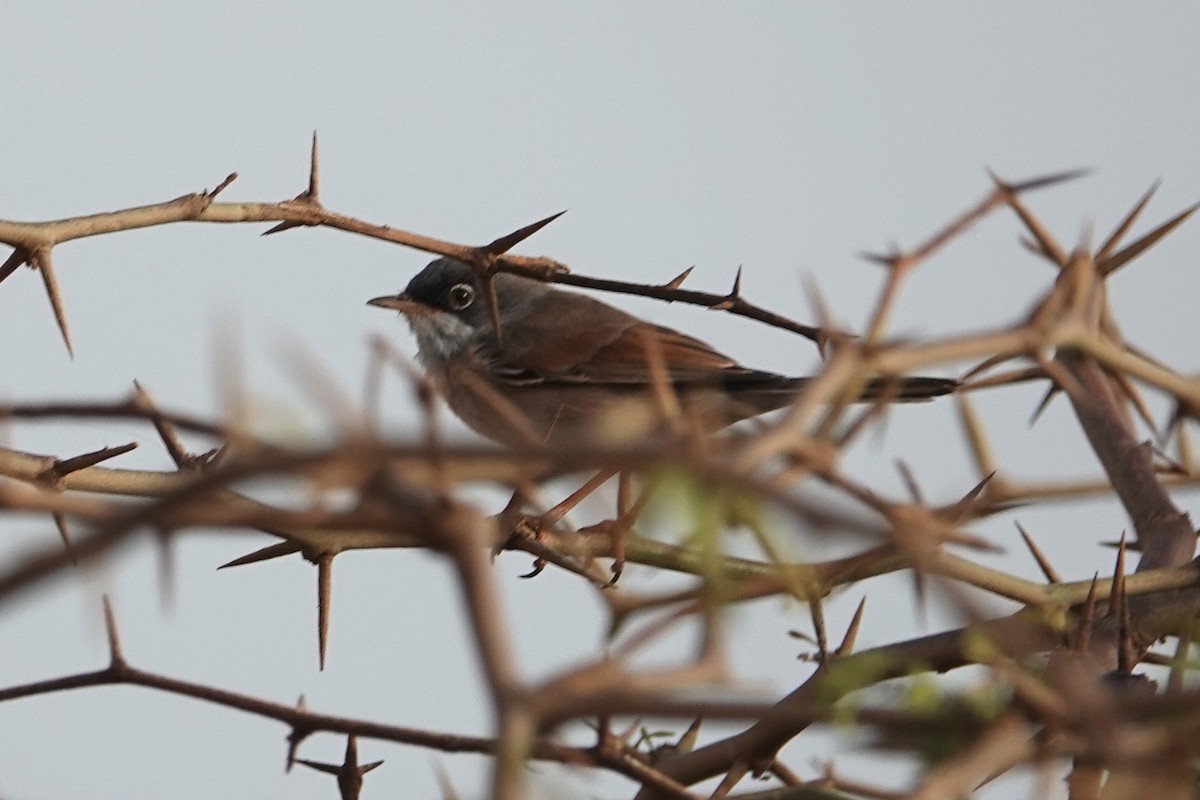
447,283,475,310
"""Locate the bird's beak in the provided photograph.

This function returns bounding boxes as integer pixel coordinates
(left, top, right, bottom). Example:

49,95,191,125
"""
367,293,428,315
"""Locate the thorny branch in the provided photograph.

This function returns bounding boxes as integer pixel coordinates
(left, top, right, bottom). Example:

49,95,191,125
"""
0,135,838,355
3,157,1200,799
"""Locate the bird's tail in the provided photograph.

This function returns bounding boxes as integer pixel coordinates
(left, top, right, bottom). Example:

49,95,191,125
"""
711,371,958,424
853,375,959,402
722,371,958,404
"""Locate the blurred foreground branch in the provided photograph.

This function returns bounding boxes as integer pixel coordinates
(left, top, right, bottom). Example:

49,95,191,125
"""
3,163,1200,799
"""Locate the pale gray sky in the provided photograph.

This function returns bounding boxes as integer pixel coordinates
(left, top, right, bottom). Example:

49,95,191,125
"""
2,3,1199,798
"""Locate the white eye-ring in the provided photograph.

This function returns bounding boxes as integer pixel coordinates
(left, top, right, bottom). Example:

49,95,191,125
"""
447,283,475,310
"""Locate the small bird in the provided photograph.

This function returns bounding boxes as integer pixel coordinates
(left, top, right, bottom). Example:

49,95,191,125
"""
369,258,955,447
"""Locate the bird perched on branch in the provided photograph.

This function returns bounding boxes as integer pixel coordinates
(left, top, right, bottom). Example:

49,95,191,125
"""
369,258,956,447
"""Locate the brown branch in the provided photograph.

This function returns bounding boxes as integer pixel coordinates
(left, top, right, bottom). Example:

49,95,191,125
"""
634,614,1061,798
5,168,1200,798
1057,352,1196,571
0,650,587,765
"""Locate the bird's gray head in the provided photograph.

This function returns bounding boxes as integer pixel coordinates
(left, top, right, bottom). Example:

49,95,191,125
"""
368,257,550,366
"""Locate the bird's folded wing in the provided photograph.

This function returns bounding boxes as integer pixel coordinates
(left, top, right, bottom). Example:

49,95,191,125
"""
499,316,740,385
